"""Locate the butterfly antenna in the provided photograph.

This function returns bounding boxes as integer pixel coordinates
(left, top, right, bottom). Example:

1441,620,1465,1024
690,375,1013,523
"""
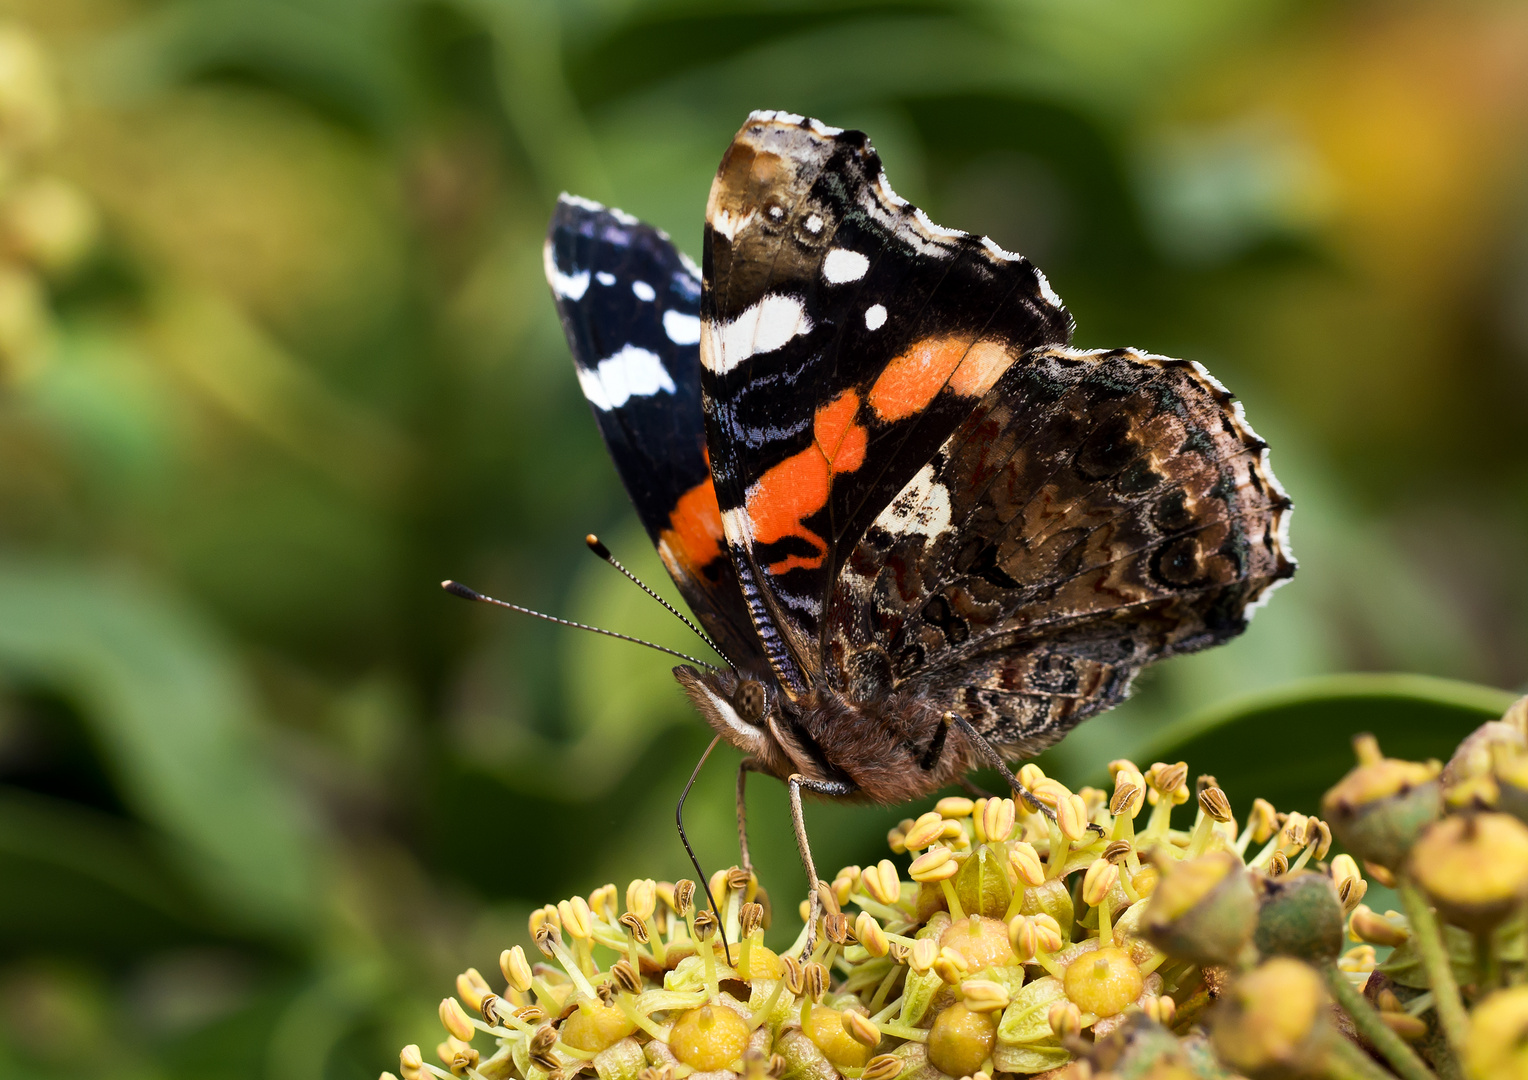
677,733,734,965
441,580,715,668
584,534,736,670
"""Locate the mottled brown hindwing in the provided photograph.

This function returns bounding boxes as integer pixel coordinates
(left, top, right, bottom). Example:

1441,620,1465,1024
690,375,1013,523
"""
826,346,1295,757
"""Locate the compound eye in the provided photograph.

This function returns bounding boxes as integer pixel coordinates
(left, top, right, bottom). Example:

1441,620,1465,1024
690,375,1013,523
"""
734,680,766,725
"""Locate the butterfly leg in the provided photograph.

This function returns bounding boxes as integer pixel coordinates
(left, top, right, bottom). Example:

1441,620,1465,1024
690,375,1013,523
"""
945,712,1054,819
787,773,854,956
735,757,768,879
919,712,951,770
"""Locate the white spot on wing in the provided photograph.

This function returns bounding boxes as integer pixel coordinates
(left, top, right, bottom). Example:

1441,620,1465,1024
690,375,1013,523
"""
576,344,676,411
865,304,887,330
710,207,756,241
703,294,812,374
543,242,590,301
632,280,656,301
877,463,952,546
663,309,701,345
822,248,869,284
805,214,823,234
596,271,615,286
558,192,638,225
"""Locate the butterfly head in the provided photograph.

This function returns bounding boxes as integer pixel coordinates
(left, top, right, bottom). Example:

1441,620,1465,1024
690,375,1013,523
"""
673,665,797,775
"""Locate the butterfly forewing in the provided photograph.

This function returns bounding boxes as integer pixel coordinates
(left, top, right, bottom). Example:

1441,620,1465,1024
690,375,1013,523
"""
545,196,760,666
698,112,1072,695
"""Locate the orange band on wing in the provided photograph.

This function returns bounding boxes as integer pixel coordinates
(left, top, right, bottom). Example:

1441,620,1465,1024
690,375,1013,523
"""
868,335,1015,421
745,390,868,575
659,475,727,578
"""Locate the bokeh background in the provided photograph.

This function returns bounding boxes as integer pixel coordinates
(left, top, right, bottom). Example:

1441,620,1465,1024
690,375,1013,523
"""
1,1,1526,1077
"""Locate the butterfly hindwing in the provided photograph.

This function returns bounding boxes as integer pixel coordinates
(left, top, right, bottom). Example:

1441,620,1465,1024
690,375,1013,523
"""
544,196,759,665
827,346,1296,754
699,112,1074,696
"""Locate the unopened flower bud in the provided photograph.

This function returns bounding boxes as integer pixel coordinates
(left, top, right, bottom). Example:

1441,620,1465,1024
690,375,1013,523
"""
909,938,938,972
1210,959,1331,1079
1144,851,1256,967
559,896,593,940
1009,841,1045,886
1082,858,1119,907
903,811,946,851
978,797,1016,844
400,1044,424,1080
1031,913,1064,953
456,968,491,1012
626,878,656,921
909,845,958,882
855,912,888,957
937,796,975,819
1253,871,1345,962
1144,994,1176,1026
864,859,901,905
1349,905,1409,947
1464,985,1528,1080
440,997,476,1042
1056,793,1089,841
1408,811,1528,931
1246,798,1279,844
1008,915,1038,960
1048,1001,1082,1038
842,1010,880,1048
959,978,1010,1013
1322,737,1443,868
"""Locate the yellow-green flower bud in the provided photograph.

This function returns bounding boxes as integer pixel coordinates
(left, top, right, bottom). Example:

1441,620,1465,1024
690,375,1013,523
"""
903,811,946,851
1252,871,1345,962
1143,851,1257,967
937,796,975,819
864,859,901,905
1210,959,1331,1079
439,997,475,1043
1321,740,1442,869
909,845,958,882
1464,986,1528,1080
500,946,533,993
1009,841,1044,887
1407,811,1528,931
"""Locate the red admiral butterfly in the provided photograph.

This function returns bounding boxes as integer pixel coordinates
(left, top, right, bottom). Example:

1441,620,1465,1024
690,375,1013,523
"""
539,111,1294,936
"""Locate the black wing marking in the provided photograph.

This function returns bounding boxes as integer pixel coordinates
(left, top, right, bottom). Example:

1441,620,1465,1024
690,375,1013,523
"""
698,111,1073,696
545,195,760,668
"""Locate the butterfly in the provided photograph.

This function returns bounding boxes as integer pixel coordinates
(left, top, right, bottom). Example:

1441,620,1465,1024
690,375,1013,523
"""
542,110,1294,933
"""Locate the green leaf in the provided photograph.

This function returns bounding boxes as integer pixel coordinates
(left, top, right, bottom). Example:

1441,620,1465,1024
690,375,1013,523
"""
0,557,319,935
1126,674,1516,815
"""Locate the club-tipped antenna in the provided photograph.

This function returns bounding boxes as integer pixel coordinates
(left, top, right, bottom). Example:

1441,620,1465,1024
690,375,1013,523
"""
584,533,736,670
441,580,715,668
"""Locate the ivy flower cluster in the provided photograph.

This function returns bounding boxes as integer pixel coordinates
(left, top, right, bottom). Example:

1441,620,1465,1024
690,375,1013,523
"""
387,696,1528,1080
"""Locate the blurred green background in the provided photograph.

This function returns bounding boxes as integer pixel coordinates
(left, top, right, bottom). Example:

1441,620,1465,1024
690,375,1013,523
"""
1,1,1526,1077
